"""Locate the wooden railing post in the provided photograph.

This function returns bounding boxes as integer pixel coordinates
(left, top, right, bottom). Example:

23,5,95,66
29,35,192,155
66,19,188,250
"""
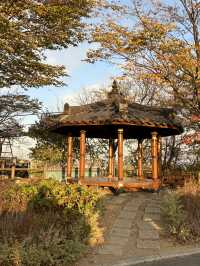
108,138,114,178
79,130,86,182
66,132,73,182
151,132,158,180
137,138,143,178
118,128,124,181
11,159,16,179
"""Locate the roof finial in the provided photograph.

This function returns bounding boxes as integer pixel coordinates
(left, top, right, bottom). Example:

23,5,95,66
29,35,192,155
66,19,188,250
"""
112,80,118,93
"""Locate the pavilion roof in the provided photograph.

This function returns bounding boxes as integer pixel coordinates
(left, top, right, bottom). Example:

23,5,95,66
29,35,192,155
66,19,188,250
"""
47,81,183,139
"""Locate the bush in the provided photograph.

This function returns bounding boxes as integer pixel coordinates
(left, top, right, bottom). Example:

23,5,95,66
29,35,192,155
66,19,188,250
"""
0,179,104,265
161,180,200,243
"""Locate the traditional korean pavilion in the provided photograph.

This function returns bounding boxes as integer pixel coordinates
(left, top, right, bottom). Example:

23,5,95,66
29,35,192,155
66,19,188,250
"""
48,81,183,191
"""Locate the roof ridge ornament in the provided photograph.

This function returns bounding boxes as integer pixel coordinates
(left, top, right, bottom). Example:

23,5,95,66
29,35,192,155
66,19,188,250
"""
112,80,118,93
108,80,121,99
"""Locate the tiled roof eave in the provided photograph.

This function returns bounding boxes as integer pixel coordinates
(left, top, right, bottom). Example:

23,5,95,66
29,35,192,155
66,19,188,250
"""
53,119,181,131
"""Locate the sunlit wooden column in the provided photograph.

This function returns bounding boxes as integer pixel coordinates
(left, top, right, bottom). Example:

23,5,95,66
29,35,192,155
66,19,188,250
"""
137,138,143,178
157,136,162,178
151,131,158,180
108,138,114,178
66,132,73,181
79,130,86,182
118,129,124,181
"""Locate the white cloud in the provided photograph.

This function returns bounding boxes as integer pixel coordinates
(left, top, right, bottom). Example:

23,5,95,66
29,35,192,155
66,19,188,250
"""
45,43,89,74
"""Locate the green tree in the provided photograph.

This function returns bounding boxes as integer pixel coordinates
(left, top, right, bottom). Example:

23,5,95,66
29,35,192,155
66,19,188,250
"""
0,0,97,88
0,92,41,156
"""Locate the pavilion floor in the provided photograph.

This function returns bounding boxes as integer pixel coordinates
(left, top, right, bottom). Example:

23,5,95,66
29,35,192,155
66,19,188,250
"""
70,176,161,191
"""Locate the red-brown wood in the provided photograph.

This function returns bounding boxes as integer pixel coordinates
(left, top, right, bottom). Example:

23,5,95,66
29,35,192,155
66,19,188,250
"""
118,129,124,180
157,136,162,178
137,139,143,178
151,131,158,180
66,132,73,181
79,130,86,181
108,138,114,178
79,177,161,190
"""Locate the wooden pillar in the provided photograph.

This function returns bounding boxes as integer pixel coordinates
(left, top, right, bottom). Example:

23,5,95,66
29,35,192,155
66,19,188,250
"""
137,139,143,178
79,130,86,181
151,132,158,180
118,129,124,181
108,138,114,178
11,158,16,180
157,136,162,178
66,132,73,181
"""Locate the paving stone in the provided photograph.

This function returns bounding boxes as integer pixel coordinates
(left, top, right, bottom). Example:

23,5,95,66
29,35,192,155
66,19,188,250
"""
118,211,137,219
123,205,139,212
147,203,161,209
112,198,127,205
113,219,133,229
145,207,161,214
98,244,123,256
111,228,131,237
147,201,160,207
107,236,129,245
143,213,160,222
138,221,159,231
136,239,160,249
139,229,159,240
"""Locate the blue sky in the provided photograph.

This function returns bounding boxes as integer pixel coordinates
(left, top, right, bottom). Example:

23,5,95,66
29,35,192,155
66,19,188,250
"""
27,42,120,113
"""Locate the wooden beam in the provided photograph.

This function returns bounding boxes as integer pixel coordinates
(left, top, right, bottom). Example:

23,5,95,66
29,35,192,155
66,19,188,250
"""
79,130,86,182
66,132,73,182
108,138,114,178
118,129,124,181
151,131,158,180
137,139,143,178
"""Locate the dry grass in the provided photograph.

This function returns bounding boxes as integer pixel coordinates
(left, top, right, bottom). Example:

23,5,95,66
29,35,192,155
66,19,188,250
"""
161,178,200,243
179,179,200,240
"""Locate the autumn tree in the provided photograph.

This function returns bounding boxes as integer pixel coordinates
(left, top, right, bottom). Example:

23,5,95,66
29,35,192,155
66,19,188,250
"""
0,0,98,88
85,0,200,171
88,0,200,115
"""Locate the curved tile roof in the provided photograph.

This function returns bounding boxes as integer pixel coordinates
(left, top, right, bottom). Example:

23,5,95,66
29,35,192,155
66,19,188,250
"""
47,81,183,139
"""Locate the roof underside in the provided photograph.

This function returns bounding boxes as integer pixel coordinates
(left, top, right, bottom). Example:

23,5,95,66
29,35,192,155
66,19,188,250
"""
48,98,183,139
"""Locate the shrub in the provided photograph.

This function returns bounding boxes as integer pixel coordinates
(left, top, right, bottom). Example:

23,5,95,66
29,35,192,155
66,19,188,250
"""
161,180,200,243
0,179,104,265
161,191,190,242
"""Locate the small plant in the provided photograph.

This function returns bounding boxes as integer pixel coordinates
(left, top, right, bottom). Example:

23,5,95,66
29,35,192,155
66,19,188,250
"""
161,191,190,242
161,179,200,243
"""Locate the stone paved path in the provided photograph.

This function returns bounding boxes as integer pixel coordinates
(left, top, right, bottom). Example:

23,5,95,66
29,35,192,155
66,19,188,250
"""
77,192,164,266
98,192,161,258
